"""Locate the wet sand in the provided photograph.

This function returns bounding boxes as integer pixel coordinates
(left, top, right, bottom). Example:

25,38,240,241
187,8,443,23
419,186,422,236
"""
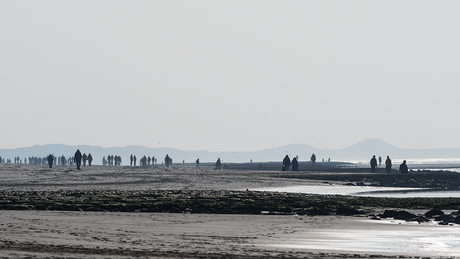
0,164,458,258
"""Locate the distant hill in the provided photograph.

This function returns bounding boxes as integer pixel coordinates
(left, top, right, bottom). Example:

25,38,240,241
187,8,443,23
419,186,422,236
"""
1,138,460,165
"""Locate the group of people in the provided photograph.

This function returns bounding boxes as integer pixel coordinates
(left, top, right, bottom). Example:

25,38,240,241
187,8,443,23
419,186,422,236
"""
44,153,93,169
130,155,157,167
370,155,408,174
282,155,299,171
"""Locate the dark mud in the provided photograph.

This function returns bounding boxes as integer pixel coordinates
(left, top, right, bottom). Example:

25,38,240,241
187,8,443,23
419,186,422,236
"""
1,189,460,216
274,171,460,189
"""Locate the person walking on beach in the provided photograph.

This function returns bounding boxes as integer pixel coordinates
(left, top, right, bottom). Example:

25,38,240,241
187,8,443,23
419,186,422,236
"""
399,160,408,174
82,153,87,166
74,149,82,170
370,155,377,173
283,155,291,171
165,154,170,167
310,153,316,166
196,158,200,168
130,154,133,166
215,158,221,170
385,156,392,173
291,157,299,171
47,154,53,169
88,153,93,166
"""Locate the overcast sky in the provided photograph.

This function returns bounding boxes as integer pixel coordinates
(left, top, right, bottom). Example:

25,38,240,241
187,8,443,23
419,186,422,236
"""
1,1,459,151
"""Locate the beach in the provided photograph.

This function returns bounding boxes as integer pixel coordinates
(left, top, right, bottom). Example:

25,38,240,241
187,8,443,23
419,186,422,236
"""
0,164,459,258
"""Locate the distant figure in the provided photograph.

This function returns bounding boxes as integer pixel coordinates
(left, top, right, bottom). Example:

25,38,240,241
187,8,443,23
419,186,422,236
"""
165,154,170,167
310,154,316,166
378,156,382,167
291,157,299,171
385,156,392,173
283,155,291,171
215,158,221,170
74,149,82,170
82,153,87,166
370,155,377,173
47,154,53,169
133,155,137,166
88,153,93,166
196,158,200,168
399,160,408,174
130,154,133,166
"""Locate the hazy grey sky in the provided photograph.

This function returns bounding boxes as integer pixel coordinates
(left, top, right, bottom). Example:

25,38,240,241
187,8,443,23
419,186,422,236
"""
1,1,460,151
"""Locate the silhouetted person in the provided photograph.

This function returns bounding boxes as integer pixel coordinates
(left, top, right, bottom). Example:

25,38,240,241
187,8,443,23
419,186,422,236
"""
291,157,299,171
130,154,133,166
311,153,316,166
196,158,200,168
378,156,382,167
82,153,87,166
283,155,291,171
370,155,377,173
74,149,82,170
385,156,392,173
215,158,221,170
165,154,170,167
399,160,408,174
88,153,93,166
47,154,53,168
133,155,137,166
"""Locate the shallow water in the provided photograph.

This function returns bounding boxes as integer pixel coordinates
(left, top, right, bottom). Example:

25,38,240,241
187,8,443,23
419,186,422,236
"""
253,185,460,198
268,223,460,256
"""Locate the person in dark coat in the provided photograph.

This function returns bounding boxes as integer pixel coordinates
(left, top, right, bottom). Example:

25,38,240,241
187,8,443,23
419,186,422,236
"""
291,157,299,171
165,154,170,167
370,155,377,173
283,155,291,171
74,149,82,170
82,153,87,166
399,160,408,174
215,158,221,170
310,153,316,166
385,156,392,173
196,158,200,168
47,154,53,169
88,153,93,166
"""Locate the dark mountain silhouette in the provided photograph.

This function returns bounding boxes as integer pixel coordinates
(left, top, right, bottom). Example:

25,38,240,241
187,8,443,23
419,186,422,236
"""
1,138,460,165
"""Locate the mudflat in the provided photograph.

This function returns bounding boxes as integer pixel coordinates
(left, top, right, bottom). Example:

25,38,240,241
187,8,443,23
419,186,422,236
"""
0,164,459,258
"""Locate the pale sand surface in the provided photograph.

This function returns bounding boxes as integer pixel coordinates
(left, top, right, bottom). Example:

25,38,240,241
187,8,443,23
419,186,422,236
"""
0,164,459,258
1,210,459,258
0,164,327,192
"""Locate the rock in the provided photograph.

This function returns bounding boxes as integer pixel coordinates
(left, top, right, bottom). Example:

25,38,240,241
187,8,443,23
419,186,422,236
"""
336,207,365,216
425,208,444,218
434,214,455,223
356,182,365,186
454,216,460,224
380,210,417,221
411,215,430,223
